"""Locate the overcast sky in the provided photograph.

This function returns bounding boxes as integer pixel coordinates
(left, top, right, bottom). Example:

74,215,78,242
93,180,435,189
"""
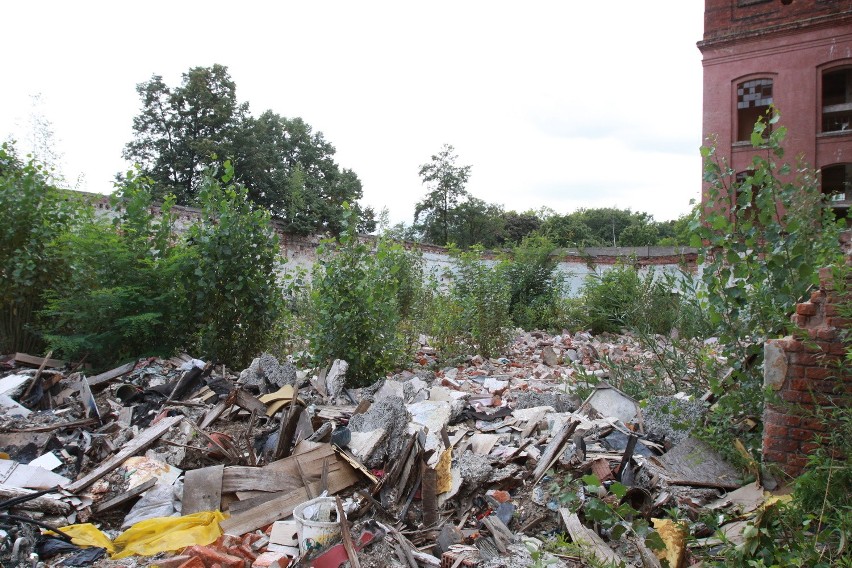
2,1,705,226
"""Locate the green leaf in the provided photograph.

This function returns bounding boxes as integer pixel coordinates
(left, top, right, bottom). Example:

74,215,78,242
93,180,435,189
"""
609,482,628,499
645,532,666,551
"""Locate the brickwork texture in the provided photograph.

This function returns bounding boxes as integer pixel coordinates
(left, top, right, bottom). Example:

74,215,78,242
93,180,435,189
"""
762,231,851,477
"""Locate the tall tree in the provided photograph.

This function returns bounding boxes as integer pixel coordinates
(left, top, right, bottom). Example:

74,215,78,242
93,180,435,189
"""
124,64,246,203
124,66,373,235
415,144,471,246
234,111,373,234
448,197,504,249
500,210,541,245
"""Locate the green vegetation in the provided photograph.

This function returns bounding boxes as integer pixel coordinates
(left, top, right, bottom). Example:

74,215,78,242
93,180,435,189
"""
692,111,844,467
124,64,375,235
0,143,75,353
5,156,283,370
41,170,185,367
181,162,282,369
307,205,413,387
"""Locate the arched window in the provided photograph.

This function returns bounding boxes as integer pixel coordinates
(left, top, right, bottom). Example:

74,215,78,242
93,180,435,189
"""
822,67,852,133
737,78,773,141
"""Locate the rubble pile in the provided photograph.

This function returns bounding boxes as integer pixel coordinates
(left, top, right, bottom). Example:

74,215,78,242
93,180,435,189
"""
0,332,765,568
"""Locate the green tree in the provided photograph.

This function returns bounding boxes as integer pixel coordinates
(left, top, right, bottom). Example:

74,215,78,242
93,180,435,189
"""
500,210,542,245
308,206,407,387
183,162,282,368
447,197,505,249
124,65,374,235
123,64,247,203
415,144,472,246
41,171,186,366
540,213,600,247
0,143,75,353
234,111,375,235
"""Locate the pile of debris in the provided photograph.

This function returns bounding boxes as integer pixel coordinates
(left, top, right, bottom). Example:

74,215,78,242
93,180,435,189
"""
0,332,766,567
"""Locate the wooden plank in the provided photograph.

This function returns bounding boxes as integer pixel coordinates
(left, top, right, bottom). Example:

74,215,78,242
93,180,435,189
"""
182,465,224,514
225,468,311,494
93,477,156,514
65,415,182,493
560,509,627,567
336,495,361,568
86,361,135,387
422,463,438,528
219,464,358,535
530,419,579,486
231,462,346,499
234,389,266,415
199,400,229,429
15,352,65,369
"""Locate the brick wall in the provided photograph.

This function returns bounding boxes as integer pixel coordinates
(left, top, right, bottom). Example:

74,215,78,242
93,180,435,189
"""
701,0,852,46
762,231,851,477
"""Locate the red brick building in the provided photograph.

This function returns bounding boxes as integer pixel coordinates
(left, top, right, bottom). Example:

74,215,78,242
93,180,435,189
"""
698,0,852,217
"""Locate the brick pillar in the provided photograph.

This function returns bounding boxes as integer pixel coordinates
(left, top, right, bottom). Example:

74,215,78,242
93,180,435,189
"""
762,231,851,477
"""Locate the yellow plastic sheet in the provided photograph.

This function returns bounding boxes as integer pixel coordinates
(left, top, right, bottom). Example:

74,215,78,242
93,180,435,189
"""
56,511,225,559
112,511,225,558
56,523,116,554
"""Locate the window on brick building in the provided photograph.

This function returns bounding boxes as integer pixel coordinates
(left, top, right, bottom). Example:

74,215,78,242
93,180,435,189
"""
821,163,851,220
822,68,852,133
737,79,773,141
734,169,758,219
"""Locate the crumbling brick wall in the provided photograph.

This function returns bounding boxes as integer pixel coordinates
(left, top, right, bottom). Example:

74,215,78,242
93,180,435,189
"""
762,231,851,477
701,0,852,46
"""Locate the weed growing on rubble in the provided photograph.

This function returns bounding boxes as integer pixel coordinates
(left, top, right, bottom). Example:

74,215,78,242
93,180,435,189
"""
712,406,852,567
692,110,845,466
505,235,568,332
548,473,666,563
428,245,512,360
308,205,413,387
577,262,687,336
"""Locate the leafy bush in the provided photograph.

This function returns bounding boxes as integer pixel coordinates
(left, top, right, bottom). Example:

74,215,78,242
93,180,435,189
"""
505,235,568,332
181,162,282,369
431,245,512,359
41,171,185,366
308,205,409,387
577,262,680,336
692,111,844,464
0,143,75,353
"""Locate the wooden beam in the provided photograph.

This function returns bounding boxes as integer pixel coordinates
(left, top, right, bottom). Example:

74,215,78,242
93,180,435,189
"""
560,509,627,567
529,419,579,486
336,495,361,568
86,361,135,387
64,415,182,493
93,477,156,514
15,352,65,369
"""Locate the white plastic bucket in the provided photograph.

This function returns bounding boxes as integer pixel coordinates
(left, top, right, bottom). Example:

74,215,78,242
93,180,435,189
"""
292,496,341,555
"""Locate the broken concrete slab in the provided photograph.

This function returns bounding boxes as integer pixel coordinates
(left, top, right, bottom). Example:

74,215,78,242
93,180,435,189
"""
579,383,639,425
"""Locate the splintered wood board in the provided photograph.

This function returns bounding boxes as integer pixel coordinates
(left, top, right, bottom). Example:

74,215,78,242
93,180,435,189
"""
219,464,359,535
182,464,224,514
65,415,182,493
